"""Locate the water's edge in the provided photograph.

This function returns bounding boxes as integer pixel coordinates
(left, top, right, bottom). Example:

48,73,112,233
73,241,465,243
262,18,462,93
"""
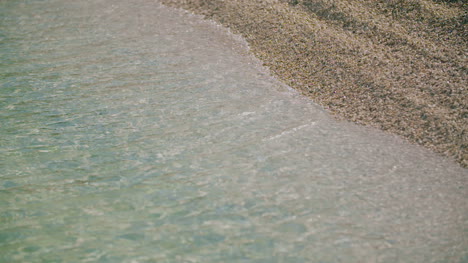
160,0,468,167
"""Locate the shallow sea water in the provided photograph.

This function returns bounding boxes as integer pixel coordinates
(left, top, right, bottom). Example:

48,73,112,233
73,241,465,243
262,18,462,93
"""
0,0,467,262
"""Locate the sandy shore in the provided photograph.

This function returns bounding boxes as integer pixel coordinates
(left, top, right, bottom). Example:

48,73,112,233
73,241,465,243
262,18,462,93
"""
161,0,467,167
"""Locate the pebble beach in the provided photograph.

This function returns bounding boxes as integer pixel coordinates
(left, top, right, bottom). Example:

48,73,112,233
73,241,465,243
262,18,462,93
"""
161,0,467,167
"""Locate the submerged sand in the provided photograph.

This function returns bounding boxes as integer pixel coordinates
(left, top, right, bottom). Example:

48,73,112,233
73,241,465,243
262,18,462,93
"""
161,0,467,167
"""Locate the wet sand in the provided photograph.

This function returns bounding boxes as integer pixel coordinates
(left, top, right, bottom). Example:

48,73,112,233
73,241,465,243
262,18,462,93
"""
160,0,467,167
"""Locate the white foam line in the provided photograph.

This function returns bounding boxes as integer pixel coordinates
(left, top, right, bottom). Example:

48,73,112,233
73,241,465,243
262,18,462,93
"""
263,122,316,141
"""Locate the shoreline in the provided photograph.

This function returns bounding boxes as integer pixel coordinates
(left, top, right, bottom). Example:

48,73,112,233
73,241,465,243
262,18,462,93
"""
161,0,467,167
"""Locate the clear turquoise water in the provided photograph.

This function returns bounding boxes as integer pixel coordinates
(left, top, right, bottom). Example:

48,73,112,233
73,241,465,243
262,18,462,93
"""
0,0,467,262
